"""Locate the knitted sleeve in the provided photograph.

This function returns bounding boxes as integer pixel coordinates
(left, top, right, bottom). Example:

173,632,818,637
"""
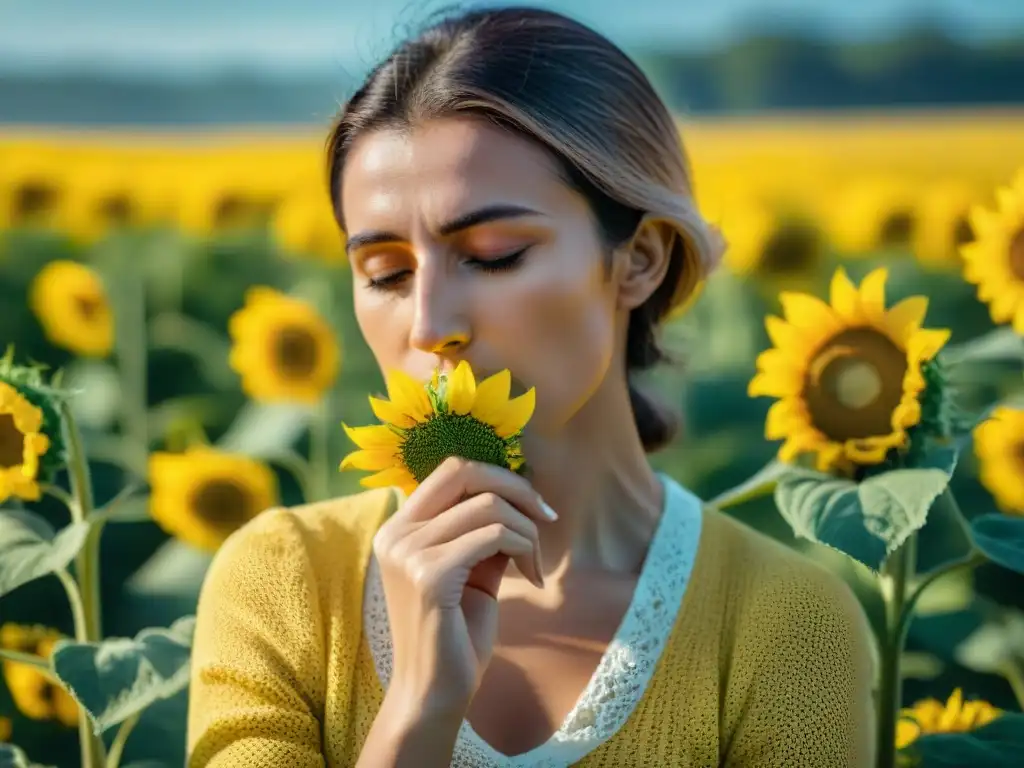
186,507,328,768
723,558,878,768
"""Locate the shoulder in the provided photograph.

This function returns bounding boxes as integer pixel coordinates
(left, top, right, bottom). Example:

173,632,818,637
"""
698,506,874,656
203,487,398,590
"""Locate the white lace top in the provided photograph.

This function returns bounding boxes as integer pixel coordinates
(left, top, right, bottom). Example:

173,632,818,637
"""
361,473,704,767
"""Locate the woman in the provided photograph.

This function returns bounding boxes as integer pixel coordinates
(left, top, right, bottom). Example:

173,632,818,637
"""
186,7,876,766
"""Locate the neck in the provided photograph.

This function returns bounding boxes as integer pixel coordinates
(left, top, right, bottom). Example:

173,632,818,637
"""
518,370,665,580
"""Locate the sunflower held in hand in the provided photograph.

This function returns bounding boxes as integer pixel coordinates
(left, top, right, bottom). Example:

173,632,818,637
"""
340,361,535,495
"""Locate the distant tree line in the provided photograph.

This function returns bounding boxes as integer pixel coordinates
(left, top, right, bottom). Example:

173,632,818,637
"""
0,26,1021,125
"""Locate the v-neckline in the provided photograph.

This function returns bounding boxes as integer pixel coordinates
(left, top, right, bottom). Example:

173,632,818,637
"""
362,473,705,767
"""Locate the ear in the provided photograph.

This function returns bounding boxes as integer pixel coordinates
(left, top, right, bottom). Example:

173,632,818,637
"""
614,216,677,311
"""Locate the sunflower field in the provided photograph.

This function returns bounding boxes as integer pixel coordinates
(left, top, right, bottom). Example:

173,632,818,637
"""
1,110,1024,767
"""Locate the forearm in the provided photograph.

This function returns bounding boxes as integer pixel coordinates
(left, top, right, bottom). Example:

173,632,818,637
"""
355,689,465,768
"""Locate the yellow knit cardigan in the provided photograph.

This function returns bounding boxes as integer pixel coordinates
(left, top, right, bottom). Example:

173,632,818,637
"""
186,487,877,767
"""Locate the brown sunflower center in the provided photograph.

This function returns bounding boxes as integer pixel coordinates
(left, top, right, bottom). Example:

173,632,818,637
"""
803,328,908,441
880,211,914,247
953,216,975,247
99,195,133,225
760,222,822,275
73,293,103,322
272,326,320,379
1010,227,1024,281
14,183,58,219
0,413,25,468
190,480,255,529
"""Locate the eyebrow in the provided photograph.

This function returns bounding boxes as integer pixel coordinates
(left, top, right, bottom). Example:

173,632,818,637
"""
344,203,543,252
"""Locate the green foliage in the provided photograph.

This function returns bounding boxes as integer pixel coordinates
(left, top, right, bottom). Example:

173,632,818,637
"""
0,509,89,598
51,617,195,735
906,712,1024,767
969,514,1024,575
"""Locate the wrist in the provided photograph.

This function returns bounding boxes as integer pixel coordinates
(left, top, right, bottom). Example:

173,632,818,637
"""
382,684,468,737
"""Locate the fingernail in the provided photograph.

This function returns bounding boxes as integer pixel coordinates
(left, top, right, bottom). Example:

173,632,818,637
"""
534,550,545,589
540,500,559,521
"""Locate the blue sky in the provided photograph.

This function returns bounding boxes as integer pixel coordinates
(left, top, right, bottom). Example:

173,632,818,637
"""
1,0,1022,77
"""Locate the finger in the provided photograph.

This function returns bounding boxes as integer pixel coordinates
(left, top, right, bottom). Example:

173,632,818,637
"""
430,523,537,591
402,457,556,527
408,494,542,586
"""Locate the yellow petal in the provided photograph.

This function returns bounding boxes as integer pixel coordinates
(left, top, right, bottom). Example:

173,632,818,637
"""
907,328,951,362
858,268,889,325
765,399,803,440
748,367,803,398
896,718,921,750
884,296,929,346
495,388,536,438
385,369,433,421
369,396,417,428
446,360,477,415
342,423,402,450
339,448,398,471
360,465,416,490
471,369,512,425
779,292,843,335
829,268,864,324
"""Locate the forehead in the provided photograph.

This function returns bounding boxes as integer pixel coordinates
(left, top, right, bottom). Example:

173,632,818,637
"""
339,116,570,224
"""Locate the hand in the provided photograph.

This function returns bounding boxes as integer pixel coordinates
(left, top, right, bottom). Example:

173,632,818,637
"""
371,457,557,717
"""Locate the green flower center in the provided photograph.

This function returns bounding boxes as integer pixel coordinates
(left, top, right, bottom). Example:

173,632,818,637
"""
190,479,256,530
1010,227,1024,281
400,414,509,483
272,326,320,379
804,328,908,441
0,413,24,468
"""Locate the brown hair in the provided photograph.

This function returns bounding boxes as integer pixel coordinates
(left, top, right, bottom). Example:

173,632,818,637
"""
326,5,722,451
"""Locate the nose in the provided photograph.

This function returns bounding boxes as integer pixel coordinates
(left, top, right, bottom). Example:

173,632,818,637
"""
408,262,471,356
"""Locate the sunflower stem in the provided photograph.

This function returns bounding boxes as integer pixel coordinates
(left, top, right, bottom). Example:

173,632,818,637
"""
41,482,75,510
999,660,1024,711
59,402,108,768
105,711,140,768
109,235,149,466
877,533,917,768
309,399,331,502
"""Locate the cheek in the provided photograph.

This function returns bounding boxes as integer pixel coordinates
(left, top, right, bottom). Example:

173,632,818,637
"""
479,258,616,425
353,291,408,371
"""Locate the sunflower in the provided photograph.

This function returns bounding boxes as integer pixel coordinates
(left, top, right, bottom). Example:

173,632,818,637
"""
748,267,951,472
228,287,341,404
912,180,980,268
57,162,139,245
0,380,51,503
28,260,114,358
896,688,1002,751
148,446,280,552
0,149,63,230
719,198,824,282
827,177,920,255
0,624,79,728
973,406,1024,515
340,361,535,495
960,169,1024,334
272,191,347,264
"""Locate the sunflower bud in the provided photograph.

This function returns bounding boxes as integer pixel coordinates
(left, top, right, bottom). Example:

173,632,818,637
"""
0,349,67,502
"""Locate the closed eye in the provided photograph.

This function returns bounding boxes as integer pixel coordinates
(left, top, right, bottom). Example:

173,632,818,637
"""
364,247,529,292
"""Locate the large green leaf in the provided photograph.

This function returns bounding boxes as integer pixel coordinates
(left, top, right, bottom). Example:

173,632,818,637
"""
51,616,196,735
970,514,1024,575
907,712,1024,767
0,509,90,598
774,464,952,571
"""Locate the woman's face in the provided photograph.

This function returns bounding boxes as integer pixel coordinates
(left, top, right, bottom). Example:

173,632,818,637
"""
339,116,624,434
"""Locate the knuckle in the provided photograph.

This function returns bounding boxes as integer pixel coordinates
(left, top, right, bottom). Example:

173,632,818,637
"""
477,491,502,511
406,555,434,589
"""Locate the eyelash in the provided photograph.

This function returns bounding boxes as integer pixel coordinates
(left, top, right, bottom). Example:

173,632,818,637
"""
365,247,530,292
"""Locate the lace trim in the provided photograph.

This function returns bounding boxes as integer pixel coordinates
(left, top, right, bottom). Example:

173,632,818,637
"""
363,474,704,767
